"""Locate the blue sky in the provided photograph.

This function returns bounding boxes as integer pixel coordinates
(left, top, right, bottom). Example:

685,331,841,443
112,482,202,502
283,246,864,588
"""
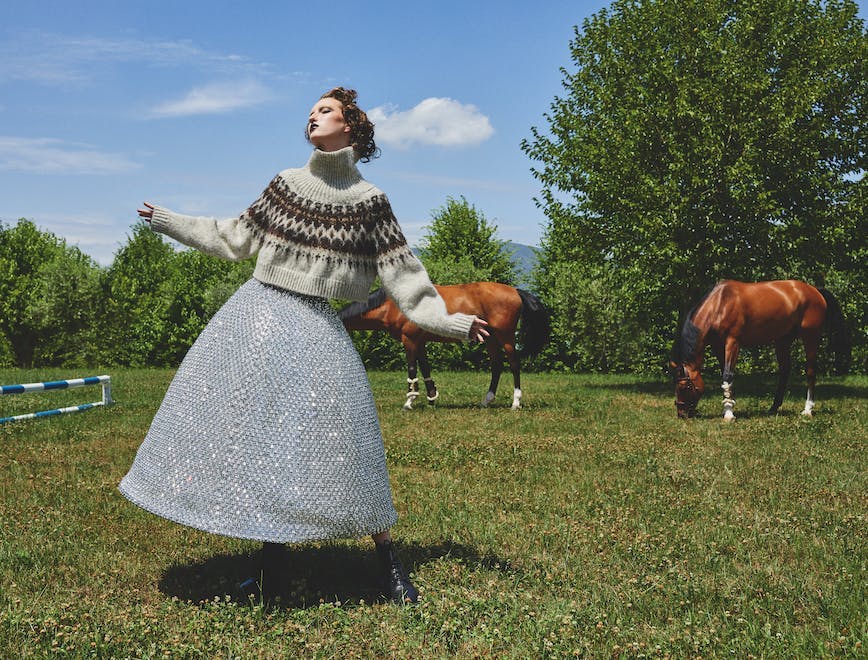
1,1,864,265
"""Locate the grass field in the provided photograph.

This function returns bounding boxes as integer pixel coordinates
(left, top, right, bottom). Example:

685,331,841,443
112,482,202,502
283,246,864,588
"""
0,368,865,658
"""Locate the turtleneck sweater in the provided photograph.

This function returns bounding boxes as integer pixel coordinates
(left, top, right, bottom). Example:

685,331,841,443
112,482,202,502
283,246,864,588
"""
149,146,475,341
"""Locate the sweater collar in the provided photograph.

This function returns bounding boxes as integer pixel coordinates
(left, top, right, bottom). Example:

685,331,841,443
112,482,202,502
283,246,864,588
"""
306,146,362,187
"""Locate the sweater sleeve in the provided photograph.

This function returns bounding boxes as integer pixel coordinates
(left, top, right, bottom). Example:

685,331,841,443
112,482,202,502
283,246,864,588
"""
373,198,475,341
148,176,278,261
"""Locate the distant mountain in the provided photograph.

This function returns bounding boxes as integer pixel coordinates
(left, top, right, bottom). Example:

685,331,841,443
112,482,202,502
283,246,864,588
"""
505,242,538,281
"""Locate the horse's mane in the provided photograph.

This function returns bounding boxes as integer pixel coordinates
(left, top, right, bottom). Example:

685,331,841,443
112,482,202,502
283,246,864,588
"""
673,287,715,363
337,288,388,320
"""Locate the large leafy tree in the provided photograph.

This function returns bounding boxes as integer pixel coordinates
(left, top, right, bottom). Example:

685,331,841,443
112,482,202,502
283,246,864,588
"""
418,196,517,286
522,0,865,370
0,220,61,366
97,224,178,366
0,220,103,367
26,245,103,367
98,224,255,367
154,248,254,366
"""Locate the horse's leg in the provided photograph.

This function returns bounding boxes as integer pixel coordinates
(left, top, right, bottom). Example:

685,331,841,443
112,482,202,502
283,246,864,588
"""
769,338,793,414
801,332,820,417
721,339,740,421
482,340,504,407
403,342,420,410
503,341,522,410
417,345,439,405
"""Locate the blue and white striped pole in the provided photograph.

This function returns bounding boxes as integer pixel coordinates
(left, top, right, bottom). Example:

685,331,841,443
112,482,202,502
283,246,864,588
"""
0,375,113,424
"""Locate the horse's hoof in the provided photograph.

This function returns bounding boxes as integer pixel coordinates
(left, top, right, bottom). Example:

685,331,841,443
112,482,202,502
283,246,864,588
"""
723,412,736,422
403,402,413,411
511,402,521,410
800,410,813,417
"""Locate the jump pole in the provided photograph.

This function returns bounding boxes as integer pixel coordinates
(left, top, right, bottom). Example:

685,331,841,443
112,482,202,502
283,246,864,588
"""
0,375,113,424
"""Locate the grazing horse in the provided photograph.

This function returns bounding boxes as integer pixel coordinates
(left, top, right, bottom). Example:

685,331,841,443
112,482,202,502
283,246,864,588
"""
339,282,550,409
669,280,850,420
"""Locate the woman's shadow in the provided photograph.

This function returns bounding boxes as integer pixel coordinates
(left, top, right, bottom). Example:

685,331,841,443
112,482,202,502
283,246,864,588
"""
158,539,511,609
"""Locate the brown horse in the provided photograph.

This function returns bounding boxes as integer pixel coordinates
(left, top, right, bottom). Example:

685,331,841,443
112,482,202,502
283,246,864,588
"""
339,282,550,409
669,279,850,420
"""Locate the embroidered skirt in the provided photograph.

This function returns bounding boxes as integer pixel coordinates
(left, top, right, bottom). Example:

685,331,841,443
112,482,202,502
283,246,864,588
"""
119,279,397,542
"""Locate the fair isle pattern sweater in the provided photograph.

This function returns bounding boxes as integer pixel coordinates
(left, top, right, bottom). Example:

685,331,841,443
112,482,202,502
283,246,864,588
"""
150,146,475,341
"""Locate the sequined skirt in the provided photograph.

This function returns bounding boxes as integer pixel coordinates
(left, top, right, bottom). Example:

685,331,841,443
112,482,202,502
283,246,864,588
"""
119,279,397,542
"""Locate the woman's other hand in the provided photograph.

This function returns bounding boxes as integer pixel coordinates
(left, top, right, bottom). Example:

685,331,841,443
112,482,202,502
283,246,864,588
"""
469,316,489,343
137,202,155,223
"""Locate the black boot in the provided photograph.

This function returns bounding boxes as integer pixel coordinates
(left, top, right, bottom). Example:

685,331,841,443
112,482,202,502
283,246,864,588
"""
240,542,285,603
376,540,419,604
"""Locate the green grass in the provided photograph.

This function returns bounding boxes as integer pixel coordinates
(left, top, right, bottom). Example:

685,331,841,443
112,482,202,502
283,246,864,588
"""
1,368,865,658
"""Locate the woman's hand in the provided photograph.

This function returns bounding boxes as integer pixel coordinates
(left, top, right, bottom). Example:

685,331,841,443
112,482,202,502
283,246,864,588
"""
137,202,155,223
469,316,490,343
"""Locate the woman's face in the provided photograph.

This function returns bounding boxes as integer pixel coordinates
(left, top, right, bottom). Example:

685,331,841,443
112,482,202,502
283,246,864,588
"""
307,97,352,151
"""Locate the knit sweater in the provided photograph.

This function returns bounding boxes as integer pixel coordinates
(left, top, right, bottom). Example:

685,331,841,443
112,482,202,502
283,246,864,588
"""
149,146,475,341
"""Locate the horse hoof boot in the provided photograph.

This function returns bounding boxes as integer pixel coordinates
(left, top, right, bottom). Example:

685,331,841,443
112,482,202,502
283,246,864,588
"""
376,540,419,605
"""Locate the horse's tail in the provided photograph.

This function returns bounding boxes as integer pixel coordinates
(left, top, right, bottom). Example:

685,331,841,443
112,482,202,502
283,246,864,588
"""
516,288,551,356
337,288,388,322
818,288,852,375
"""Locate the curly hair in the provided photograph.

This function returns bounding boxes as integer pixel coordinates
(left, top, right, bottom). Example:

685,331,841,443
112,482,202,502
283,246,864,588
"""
310,87,380,162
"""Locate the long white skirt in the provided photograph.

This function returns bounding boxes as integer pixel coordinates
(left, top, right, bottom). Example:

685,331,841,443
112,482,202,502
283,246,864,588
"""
119,279,398,542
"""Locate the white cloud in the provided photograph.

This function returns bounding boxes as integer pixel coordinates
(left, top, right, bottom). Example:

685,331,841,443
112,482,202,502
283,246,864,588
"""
149,80,270,118
368,98,494,149
0,32,270,86
0,137,140,174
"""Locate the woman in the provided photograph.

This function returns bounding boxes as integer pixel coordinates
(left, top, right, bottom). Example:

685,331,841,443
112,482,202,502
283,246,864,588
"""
119,87,489,604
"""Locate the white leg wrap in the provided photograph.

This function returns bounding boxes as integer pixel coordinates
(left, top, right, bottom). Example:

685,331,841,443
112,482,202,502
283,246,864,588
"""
404,378,419,410
801,396,814,417
511,388,522,410
722,382,735,421
482,390,495,407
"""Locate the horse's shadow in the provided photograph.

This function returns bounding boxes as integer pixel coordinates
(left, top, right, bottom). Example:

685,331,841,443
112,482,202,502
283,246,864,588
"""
582,379,670,395
586,375,868,400
415,401,553,411
158,539,511,609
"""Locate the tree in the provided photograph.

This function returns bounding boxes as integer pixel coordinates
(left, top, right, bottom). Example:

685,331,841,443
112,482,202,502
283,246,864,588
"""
97,224,256,367
0,220,63,366
417,196,517,286
522,0,865,371
97,224,178,366
154,248,254,365
0,219,103,367
26,245,103,367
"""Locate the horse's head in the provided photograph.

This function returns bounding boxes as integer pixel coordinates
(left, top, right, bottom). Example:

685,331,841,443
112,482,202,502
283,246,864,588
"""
669,361,704,418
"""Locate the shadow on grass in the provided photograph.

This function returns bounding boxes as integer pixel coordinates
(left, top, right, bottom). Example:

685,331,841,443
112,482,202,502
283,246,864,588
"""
158,539,512,609
416,401,554,411
582,374,868,399
580,379,670,394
